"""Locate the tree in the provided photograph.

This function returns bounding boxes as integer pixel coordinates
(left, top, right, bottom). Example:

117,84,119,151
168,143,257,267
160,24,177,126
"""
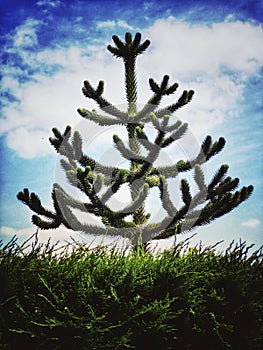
17,32,253,246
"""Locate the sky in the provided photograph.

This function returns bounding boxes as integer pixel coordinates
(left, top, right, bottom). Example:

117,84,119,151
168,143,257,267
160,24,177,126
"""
0,0,262,252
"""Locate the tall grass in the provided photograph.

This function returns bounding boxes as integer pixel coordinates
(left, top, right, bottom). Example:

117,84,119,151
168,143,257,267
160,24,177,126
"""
1,233,262,349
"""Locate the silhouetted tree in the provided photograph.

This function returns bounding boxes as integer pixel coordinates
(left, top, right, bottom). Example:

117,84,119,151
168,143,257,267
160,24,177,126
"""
18,32,253,246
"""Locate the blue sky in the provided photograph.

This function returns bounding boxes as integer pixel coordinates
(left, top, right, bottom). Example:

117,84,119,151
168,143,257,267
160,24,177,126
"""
0,0,262,251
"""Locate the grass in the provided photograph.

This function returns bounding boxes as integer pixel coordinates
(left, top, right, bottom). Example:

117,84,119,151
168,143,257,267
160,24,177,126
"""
0,233,263,349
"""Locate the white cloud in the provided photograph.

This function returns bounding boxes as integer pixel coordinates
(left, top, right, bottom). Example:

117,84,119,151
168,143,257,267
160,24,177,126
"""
142,17,263,77
97,20,116,29
97,20,134,30
6,127,51,159
36,0,62,8
0,224,168,255
242,218,261,228
143,2,155,11
0,225,97,245
0,225,130,253
1,17,263,159
12,19,40,48
116,20,134,30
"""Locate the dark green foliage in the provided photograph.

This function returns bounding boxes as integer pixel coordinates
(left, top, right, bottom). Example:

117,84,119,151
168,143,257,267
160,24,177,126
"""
17,32,253,245
1,234,262,349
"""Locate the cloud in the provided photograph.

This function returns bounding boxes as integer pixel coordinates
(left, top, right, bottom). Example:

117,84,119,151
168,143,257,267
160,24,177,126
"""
143,17,263,77
0,224,170,254
0,225,131,253
97,20,134,30
0,225,102,245
97,20,115,28
241,218,261,228
117,20,134,30
12,19,40,48
6,127,52,158
36,0,62,8
1,17,263,159
0,226,36,237
0,41,125,158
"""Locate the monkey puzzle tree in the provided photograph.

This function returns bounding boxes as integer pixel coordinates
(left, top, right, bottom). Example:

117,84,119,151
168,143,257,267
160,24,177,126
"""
17,32,253,246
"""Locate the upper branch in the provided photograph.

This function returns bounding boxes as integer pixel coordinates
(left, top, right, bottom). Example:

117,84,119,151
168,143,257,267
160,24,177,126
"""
155,90,194,118
107,32,150,60
80,80,126,119
134,76,179,122
108,32,150,113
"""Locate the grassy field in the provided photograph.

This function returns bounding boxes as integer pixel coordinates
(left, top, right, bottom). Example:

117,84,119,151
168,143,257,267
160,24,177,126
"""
1,233,262,349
